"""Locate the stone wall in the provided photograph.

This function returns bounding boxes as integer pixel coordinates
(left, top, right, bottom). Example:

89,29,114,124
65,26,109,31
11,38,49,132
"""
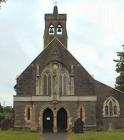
14,100,96,132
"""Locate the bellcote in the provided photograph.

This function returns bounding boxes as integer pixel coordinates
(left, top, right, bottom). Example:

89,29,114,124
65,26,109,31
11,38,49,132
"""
44,6,68,49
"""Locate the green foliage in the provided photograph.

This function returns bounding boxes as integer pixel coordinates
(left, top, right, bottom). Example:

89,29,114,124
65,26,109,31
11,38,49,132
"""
0,130,39,140
4,106,12,112
0,112,5,120
72,132,124,140
114,45,124,92
3,111,12,120
0,106,13,120
0,106,13,129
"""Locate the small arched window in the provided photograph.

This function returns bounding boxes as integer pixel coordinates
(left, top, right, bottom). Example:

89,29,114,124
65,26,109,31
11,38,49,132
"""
80,108,83,120
103,97,120,117
25,105,32,122
78,106,85,122
57,24,63,35
49,25,55,35
27,108,31,120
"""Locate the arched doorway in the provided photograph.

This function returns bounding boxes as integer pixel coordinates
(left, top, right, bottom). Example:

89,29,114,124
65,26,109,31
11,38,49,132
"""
57,108,67,132
43,108,53,132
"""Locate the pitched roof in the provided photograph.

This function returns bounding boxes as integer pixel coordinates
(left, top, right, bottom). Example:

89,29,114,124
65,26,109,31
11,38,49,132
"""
17,37,95,96
18,37,93,80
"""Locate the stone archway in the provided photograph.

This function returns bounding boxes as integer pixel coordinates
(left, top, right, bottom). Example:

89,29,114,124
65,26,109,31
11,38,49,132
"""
57,108,67,132
39,104,71,133
43,108,53,132
39,105,54,133
56,105,71,132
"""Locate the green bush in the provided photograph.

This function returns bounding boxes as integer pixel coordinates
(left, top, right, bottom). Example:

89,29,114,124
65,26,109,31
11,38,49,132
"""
0,106,13,129
1,119,10,130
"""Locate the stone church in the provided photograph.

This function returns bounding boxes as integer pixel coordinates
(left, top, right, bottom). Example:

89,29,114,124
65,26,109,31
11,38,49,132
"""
14,6,124,133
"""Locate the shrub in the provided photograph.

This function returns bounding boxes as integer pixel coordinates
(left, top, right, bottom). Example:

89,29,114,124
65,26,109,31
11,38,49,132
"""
74,118,84,133
1,119,11,130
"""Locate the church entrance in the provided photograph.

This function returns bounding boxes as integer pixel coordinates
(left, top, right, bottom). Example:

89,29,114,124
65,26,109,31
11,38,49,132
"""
57,108,67,132
43,108,53,132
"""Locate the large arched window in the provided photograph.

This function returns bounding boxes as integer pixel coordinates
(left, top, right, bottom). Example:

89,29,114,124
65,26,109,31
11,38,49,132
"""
103,97,120,117
39,62,70,96
43,73,52,96
49,24,55,35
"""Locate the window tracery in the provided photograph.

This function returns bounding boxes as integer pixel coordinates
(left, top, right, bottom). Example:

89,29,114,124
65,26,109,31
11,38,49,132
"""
39,62,70,96
103,97,120,117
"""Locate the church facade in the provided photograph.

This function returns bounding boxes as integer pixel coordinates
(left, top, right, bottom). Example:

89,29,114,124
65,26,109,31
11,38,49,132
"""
14,6,124,133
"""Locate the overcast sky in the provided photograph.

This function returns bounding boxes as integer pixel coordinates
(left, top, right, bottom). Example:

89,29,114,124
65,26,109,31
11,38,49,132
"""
0,0,124,106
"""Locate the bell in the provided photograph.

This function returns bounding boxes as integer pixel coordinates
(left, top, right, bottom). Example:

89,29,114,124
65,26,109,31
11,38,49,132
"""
49,28,54,34
58,27,62,32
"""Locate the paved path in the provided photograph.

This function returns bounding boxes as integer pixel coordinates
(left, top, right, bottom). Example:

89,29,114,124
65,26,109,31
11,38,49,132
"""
42,133,68,140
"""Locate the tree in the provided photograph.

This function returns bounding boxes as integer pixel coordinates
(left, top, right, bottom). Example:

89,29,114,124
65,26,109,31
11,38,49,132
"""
0,106,12,121
0,0,6,3
0,106,13,129
0,0,6,7
114,45,124,92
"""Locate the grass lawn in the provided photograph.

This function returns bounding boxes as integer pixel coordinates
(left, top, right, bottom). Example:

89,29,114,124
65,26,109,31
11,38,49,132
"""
1,130,124,140
70,131,124,140
0,130,40,140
